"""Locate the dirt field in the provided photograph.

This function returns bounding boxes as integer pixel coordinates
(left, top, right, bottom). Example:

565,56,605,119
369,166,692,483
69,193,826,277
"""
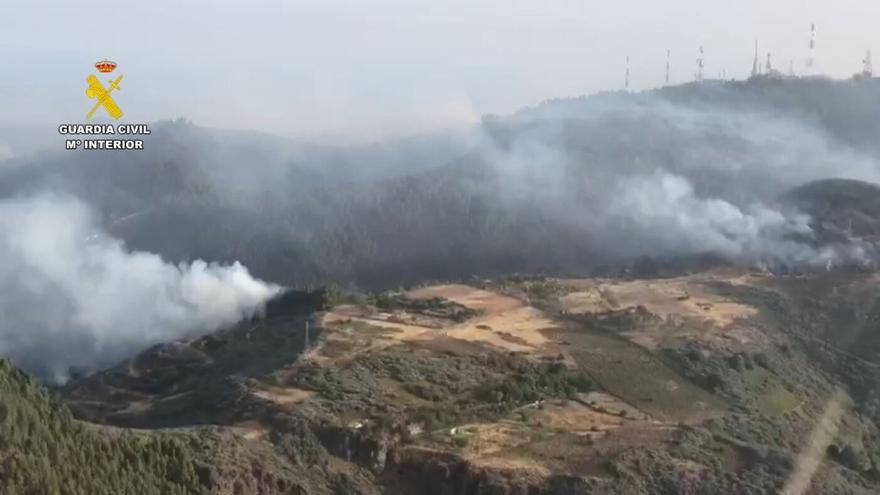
558,274,760,350
314,310,438,363
409,285,554,353
252,386,314,406
559,277,757,327
319,285,558,359
436,397,675,477
407,284,523,313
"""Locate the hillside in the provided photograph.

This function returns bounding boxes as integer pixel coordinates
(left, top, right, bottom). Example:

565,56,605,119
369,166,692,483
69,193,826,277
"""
0,360,245,494
3,79,880,288
782,178,880,245
0,353,379,495
57,269,880,494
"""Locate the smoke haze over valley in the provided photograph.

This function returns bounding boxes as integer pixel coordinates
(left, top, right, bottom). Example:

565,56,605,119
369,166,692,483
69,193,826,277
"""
1,78,880,378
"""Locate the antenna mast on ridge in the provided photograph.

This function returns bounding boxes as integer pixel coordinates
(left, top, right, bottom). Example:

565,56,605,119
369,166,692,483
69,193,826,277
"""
665,49,671,85
695,46,704,82
864,49,873,78
806,23,816,73
751,40,759,77
625,55,630,91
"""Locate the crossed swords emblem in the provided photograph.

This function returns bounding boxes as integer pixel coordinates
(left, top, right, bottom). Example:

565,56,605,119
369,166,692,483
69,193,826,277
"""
85,74,124,119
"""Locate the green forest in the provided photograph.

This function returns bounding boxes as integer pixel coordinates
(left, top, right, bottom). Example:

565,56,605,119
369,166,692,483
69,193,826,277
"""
0,360,208,495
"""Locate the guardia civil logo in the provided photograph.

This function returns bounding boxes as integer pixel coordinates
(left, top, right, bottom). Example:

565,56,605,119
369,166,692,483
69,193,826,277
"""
86,59,124,120
58,60,150,150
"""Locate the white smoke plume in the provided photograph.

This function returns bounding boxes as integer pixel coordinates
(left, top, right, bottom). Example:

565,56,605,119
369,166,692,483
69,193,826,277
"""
477,91,880,269
607,171,851,266
0,194,282,382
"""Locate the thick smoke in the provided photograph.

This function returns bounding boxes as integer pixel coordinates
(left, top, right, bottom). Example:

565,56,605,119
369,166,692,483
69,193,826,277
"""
607,171,862,266
477,89,880,268
0,194,282,381
1,82,879,377
5,81,879,290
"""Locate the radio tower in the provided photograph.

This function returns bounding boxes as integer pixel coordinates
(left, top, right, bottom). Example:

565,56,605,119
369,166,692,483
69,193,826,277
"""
751,40,759,77
765,52,773,74
665,49,671,85
806,23,816,73
624,56,630,91
863,49,873,78
695,46,704,82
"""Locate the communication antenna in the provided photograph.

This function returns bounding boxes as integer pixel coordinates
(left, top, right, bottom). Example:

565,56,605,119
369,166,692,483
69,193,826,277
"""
665,49,671,85
765,52,773,74
751,40,759,77
625,55,630,91
695,46,704,82
806,23,816,72
789,59,795,77
864,49,873,78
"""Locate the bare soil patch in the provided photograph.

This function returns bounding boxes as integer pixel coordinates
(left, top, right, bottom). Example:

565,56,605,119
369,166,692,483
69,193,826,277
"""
559,278,757,327
407,284,522,313
559,274,759,350
252,386,314,406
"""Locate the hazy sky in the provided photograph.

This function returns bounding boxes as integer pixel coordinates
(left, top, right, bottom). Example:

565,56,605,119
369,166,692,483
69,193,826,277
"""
1,0,878,141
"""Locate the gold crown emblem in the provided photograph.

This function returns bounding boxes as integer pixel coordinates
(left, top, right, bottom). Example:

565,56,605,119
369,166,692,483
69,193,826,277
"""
95,59,117,73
